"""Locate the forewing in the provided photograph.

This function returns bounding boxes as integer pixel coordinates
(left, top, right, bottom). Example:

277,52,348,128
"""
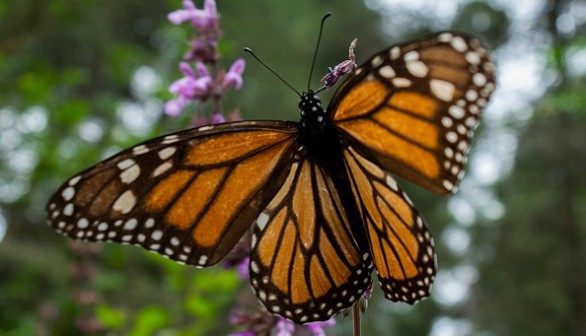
249,158,373,324
330,32,496,194
343,146,436,303
46,121,298,267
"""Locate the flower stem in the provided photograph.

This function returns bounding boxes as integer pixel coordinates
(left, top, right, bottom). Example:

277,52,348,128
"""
353,303,361,336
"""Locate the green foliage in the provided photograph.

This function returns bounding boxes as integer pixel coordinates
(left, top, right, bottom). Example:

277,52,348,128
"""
130,306,171,336
96,304,127,329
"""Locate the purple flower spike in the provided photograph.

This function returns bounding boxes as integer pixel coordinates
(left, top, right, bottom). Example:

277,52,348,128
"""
275,318,295,336
307,318,336,336
164,62,213,116
224,59,246,90
168,0,218,33
168,76,210,100
211,112,225,124
196,62,211,78
168,0,198,25
202,0,218,28
234,256,249,279
164,96,187,116
175,63,212,97
179,61,195,77
228,332,256,336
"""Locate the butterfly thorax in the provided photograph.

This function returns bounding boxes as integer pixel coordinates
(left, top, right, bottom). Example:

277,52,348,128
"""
298,91,337,157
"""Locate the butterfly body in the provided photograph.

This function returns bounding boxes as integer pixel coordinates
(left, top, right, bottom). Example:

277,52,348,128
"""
47,32,496,324
298,90,371,247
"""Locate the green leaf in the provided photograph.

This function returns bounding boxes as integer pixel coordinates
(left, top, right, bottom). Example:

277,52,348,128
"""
95,304,126,329
184,294,215,319
129,306,170,336
54,98,89,126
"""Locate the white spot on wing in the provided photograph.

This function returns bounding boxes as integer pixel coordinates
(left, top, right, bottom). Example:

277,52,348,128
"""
61,187,75,201
117,158,135,170
152,161,173,177
370,55,383,67
465,51,481,65
473,73,487,87
63,203,74,216
145,218,155,228
123,218,138,231
430,79,455,102
446,131,458,143
390,46,400,60
77,218,89,229
443,180,454,191
441,117,453,127
120,165,140,184
69,175,81,186
151,230,163,240
198,255,208,265
158,147,176,160
392,78,412,88
379,65,395,78
404,50,419,61
466,89,478,102
438,32,453,42
385,175,399,191
257,212,269,231
451,36,468,52
162,134,179,144
112,190,137,214
198,125,214,132
406,61,428,77
449,105,465,119
133,144,149,155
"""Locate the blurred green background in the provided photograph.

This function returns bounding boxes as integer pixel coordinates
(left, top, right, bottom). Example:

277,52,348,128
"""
1,0,585,335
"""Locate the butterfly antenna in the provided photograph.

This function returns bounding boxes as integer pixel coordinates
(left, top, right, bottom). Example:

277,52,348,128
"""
307,12,332,91
244,47,301,97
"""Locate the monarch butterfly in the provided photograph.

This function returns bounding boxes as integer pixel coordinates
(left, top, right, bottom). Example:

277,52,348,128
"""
46,31,495,324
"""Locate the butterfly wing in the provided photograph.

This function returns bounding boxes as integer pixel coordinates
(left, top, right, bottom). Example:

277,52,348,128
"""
46,120,298,267
343,146,436,303
329,32,496,194
249,157,373,324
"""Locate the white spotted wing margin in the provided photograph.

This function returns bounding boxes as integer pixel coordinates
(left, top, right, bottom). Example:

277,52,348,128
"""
46,120,298,268
343,146,437,304
249,157,373,324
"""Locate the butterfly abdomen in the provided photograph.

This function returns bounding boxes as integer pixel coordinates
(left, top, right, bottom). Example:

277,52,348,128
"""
297,91,371,252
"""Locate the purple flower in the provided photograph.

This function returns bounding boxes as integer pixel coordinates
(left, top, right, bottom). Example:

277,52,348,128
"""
164,62,212,116
228,332,256,336
164,96,187,116
223,59,246,90
275,318,296,336
223,241,250,279
184,38,218,62
228,310,276,336
321,38,358,88
211,112,225,124
307,318,336,336
168,0,218,33
230,256,248,279
321,59,356,87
